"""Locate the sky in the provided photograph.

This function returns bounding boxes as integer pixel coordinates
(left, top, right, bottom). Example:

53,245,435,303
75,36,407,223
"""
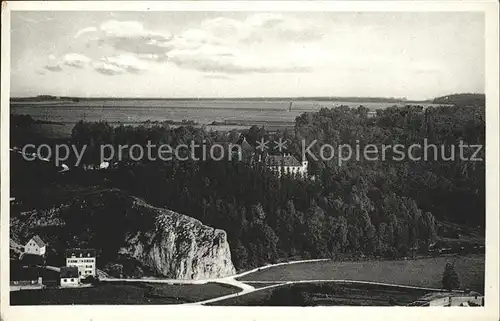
11,11,484,100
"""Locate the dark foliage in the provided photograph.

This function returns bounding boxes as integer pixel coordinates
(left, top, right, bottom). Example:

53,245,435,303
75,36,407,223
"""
442,263,461,290
10,102,485,271
432,93,485,107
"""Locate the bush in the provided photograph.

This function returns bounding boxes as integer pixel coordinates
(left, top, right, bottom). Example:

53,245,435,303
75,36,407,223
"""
104,263,124,278
81,275,100,285
442,263,461,291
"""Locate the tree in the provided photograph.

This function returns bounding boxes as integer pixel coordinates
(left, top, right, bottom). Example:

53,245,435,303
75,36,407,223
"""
305,203,327,256
81,275,100,285
442,263,461,291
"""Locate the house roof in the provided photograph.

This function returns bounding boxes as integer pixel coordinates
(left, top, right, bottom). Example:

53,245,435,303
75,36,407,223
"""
266,154,302,167
30,235,46,248
65,248,97,258
60,266,79,278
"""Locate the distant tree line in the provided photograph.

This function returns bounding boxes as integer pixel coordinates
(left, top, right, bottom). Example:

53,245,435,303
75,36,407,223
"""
432,93,485,107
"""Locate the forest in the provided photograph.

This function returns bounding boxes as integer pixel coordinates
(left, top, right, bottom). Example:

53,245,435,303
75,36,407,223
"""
10,102,485,270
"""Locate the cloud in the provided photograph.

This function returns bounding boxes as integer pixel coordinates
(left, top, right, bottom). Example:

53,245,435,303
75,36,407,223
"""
204,74,231,80
168,45,312,74
96,20,173,55
75,26,98,39
42,14,323,76
100,54,147,74
93,62,125,76
101,20,164,38
62,53,91,68
44,65,63,72
42,54,63,72
198,13,323,45
243,13,324,43
165,14,322,74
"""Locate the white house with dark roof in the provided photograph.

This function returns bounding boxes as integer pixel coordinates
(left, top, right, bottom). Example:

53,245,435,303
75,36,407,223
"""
265,154,308,177
65,248,97,280
24,235,46,256
60,266,80,287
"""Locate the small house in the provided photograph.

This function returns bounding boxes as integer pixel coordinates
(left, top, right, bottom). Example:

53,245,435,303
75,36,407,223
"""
60,266,80,287
24,235,46,256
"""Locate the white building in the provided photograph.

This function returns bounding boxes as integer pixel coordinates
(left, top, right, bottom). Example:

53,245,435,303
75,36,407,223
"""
65,248,97,280
414,292,484,306
24,235,46,256
265,154,308,177
60,266,80,287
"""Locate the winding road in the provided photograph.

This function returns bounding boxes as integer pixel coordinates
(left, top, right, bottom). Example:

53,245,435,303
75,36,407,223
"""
99,258,447,305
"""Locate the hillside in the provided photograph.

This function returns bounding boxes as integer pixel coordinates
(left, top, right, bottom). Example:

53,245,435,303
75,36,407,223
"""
432,93,485,107
10,189,236,279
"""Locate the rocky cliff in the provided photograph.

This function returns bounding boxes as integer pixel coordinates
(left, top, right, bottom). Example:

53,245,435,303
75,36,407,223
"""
121,197,235,279
10,189,236,279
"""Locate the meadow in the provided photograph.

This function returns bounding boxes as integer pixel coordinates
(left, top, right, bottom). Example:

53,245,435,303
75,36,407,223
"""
237,255,485,293
10,281,240,305
209,282,434,306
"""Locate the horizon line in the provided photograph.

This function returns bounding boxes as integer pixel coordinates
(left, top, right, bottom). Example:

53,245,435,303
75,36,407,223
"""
9,92,485,102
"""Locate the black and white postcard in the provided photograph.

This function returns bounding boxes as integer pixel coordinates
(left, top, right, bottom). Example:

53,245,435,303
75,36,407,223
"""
1,1,499,321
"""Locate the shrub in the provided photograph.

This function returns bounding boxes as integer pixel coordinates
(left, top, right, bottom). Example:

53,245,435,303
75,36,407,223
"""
81,275,99,285
442,263,461,291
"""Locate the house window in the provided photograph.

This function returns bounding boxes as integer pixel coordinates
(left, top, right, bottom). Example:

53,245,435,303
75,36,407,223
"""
63,279,67,282
71,278,74,282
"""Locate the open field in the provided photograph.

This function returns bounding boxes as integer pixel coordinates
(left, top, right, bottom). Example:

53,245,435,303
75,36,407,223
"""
10,281,240,305
238,255,484,293
10,99,441,137
209,282,434,306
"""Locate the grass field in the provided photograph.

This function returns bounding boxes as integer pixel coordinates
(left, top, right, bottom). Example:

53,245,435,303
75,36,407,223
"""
238,255,484,293
209,282,433,306
10,281,240,305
